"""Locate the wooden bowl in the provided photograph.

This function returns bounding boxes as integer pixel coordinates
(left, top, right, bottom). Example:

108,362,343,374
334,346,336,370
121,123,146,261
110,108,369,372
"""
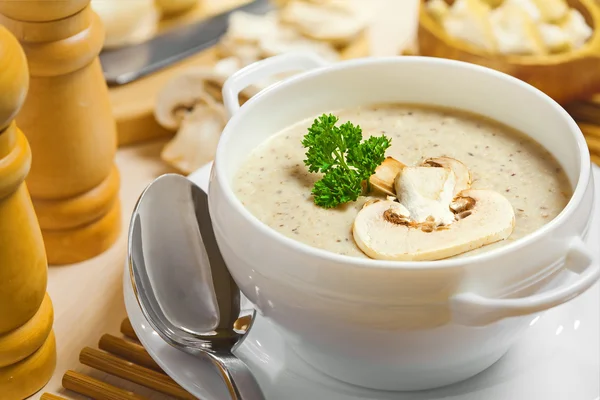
417,0,600,104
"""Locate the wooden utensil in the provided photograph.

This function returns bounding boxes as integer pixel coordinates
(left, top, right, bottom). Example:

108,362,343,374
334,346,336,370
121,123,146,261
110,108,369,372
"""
120,318,140,341
41,394,68,400
62,370,148,400
99,334,162,372
80,347,196,399
417,0,600,104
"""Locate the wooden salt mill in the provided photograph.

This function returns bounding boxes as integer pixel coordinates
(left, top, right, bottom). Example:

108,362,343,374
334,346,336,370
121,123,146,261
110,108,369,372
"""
0,0,121,265
0,25,56,399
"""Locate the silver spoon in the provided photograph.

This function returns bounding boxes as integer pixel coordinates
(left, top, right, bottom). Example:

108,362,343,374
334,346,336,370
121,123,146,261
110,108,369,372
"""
128,173,264,400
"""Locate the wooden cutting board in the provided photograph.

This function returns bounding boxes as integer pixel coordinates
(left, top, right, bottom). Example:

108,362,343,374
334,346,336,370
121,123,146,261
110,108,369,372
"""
108,0,249,147
108,0,370,147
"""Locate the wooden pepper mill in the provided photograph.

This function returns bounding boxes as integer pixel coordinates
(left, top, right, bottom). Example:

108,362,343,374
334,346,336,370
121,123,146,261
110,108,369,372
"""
0,0,121,265
0,25,56,399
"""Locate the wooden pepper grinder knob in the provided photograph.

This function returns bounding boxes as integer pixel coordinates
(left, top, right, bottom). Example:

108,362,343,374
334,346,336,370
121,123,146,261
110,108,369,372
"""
0,0,121,265
0,25,56,399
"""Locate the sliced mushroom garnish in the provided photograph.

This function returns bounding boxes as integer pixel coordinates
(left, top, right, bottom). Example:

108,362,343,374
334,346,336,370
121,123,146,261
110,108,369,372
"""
161,101,227,174
369,156,406,196
423,156,471,195
352,190,515,261
279,0,367,47
395,166,457,226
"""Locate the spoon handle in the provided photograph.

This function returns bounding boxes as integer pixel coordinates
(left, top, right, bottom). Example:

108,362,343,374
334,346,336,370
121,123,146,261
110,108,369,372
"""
204,351,265,400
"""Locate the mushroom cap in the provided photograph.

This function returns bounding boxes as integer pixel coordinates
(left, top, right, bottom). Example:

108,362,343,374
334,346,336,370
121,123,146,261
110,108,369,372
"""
353,190,515,261
161,100,226,174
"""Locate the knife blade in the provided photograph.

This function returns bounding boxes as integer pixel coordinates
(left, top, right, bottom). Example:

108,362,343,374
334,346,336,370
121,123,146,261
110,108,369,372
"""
100,0,273,86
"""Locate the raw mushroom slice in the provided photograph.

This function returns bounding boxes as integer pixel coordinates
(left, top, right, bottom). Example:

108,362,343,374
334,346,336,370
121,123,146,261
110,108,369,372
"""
259,26,339,61
423,156,471,195
352,190,515,261
279,0,367,47
394,166,457,226
369,156,405,196
154,64,253,131
202,57,261,102
217,35,262,66
154,68,228,130
226,11,280,44
161,101,227,174
213,57,242,76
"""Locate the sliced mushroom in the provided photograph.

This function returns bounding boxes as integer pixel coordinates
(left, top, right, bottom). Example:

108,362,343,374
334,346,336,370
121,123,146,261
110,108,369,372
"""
369,156,406,196
154,68,228,130
279,0,367,47
217,35,263,66
258,25,340,61
394,166,457,226
423,156,471,195
161,101,227,174
353,190,515,261
226,11,280,44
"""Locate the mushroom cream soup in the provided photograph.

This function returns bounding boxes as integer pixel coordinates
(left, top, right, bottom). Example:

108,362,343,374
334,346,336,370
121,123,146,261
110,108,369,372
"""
233,104,572,259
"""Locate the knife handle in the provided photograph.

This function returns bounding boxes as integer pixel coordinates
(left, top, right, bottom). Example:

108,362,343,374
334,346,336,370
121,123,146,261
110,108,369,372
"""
222,52,329,118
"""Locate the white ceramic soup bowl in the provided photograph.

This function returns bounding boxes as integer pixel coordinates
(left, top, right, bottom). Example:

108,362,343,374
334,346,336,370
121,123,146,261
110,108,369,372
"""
208,53,599,391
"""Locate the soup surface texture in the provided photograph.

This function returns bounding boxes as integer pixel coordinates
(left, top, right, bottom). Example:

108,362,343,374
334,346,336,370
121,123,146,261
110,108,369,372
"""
233,104,571,259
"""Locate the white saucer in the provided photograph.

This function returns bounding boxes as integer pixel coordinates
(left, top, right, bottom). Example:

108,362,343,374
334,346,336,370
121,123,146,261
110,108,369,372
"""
124,164,600,400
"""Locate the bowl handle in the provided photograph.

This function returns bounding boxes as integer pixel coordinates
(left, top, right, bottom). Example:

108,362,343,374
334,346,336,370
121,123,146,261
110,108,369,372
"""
450,237,600,326
222,52,329,118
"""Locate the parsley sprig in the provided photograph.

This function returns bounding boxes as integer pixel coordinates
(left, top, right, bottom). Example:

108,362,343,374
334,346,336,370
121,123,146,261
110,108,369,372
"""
302,114,391,209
